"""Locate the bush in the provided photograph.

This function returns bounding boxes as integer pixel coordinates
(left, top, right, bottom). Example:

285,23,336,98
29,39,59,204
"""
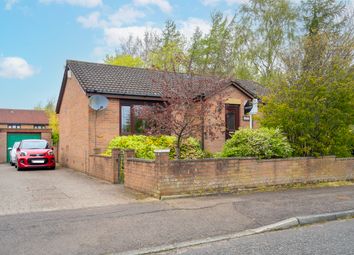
222,128,293,159
103,135,205,160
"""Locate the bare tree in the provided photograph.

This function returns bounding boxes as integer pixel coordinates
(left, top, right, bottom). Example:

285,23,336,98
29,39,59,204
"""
141,72,228,159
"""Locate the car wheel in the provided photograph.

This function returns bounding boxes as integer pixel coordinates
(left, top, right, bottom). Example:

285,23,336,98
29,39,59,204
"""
10,162,14,166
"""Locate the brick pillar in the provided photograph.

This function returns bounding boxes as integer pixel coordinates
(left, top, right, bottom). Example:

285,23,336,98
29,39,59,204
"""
154,149,170,198
124,149,135,159
0,131,7,163
112,149,121,184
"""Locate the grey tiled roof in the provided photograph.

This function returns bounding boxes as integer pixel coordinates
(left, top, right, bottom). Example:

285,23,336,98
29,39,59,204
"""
66,60,266,98
233,79,268,97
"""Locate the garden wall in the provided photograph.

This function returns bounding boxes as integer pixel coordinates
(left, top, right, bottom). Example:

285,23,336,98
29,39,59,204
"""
87,149,121,183
124,151,354,198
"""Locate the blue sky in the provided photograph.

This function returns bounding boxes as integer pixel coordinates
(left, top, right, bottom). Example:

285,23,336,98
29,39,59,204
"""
3,0,352,109
0,0,247,109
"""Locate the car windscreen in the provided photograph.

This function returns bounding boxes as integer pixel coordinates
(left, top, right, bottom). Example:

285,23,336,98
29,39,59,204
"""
21,141,48,149
13,142,20,149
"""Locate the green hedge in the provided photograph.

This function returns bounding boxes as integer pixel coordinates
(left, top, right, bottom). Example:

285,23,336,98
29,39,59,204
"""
103,135,205,160
222,128,293,159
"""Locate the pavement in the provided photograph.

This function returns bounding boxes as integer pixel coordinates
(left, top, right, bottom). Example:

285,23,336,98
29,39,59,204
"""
159,218,354,255
0,163,353,255
0,163,153,215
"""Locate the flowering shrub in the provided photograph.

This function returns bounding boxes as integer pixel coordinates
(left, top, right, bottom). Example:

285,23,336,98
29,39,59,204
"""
103,135,205,160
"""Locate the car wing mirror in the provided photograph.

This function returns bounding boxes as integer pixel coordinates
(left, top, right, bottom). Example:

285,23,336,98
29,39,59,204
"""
16,148,20,152
8,147,12,150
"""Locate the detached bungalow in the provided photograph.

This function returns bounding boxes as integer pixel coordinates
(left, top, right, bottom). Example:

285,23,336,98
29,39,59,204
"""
56,60,265,172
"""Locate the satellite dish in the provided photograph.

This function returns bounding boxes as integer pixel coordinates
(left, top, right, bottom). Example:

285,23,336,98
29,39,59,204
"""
89,95,108,111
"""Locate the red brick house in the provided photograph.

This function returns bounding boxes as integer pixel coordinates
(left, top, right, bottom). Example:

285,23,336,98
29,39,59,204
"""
0,109,52,163
56,60,265,172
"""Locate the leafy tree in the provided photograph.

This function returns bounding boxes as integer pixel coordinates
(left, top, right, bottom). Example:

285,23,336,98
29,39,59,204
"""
104,53,145,68
261,0,354,157
239,0,297,83
300,0,351,73
149,20,186,72
34,98,59,145
261,66,354,157
199,12,234,76
186,27,204,73
301,0,347,36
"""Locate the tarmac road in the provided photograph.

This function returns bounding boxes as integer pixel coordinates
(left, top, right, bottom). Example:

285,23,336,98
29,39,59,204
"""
0,180,353,255
162,218,354,255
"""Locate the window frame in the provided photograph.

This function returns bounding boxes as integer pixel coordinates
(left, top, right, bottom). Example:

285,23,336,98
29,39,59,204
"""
34,124,46,129
119,100,156,135
7,124,21,129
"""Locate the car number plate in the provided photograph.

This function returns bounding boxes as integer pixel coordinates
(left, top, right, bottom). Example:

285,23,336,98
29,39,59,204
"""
32,160,45,163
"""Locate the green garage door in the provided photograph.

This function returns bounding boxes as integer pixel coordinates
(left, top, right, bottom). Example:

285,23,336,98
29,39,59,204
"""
7,133,41,162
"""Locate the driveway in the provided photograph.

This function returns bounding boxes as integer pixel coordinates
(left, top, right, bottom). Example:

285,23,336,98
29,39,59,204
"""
0,164,151,216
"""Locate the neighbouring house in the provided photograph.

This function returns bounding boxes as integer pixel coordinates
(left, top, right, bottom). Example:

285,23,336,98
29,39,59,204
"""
0,108,52,163
56,60,266,172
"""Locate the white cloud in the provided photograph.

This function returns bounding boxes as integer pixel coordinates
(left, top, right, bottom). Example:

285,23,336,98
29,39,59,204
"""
109,5,145,27
201,0,249,6
77,5,145,29
4,0,18,10
77,11,106,28
200,0,220,6
133,0,172,13
179,17,211,39
225,0,249,4
39,0,102,8
0,57,36,79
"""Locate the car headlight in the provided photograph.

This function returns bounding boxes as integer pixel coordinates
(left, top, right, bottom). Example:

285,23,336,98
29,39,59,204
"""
47,150,54,156
20,151,27,156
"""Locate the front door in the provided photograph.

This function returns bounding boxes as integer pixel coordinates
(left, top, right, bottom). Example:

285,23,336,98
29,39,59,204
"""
225,104,240,139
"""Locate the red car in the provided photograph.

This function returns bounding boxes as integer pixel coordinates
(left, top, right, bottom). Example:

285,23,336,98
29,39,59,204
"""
16,139,56,170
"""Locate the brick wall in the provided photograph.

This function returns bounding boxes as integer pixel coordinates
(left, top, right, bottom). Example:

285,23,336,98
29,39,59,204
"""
58,74,90,172
86,149,121,183
124,150,158,196
0,132,6,163
124,152,354,198
204,85,253,153
58,72,121,173
88,98,120,154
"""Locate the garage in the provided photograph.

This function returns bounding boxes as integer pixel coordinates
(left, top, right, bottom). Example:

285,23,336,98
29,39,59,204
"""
6,133,41,162
0,108,52,163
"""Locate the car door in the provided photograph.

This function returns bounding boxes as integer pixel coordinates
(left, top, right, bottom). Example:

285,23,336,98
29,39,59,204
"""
11,142,20,163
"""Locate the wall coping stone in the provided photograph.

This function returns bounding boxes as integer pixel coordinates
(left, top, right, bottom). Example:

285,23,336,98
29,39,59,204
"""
89,154,111,158
336,157,354,161
154,149,170,153
127,158,155,163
